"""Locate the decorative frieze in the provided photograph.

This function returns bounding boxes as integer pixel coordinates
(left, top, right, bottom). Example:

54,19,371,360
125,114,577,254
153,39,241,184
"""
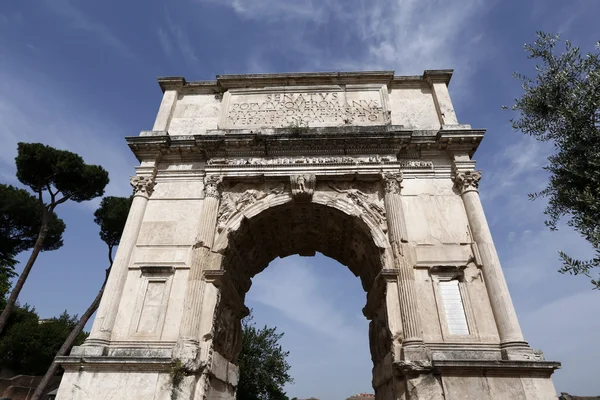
207,156,434,169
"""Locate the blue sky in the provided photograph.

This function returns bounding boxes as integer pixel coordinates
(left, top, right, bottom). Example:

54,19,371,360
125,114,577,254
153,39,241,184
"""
1,0,599,399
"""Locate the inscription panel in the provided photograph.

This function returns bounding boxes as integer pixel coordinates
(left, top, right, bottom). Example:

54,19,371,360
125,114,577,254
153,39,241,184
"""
219,85,390,129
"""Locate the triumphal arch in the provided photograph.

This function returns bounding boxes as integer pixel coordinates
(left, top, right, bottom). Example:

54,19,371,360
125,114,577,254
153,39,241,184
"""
57,70,560,399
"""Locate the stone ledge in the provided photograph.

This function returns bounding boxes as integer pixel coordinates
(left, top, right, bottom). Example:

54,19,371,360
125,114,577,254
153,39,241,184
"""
157,70,455,93
429,359,561,376
126,127,485,162
57,355,174,372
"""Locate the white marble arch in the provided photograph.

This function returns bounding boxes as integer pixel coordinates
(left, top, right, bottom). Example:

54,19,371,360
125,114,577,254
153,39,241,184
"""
55,70,560,400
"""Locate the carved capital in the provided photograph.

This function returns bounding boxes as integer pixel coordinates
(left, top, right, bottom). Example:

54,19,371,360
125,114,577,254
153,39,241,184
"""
290,174,315,202
382,172,403,195
454,170,482,194
130,175,155,196
204,175,224,198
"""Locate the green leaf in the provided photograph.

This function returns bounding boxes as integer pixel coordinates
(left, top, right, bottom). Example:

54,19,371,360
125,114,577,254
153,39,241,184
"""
508,32,600,289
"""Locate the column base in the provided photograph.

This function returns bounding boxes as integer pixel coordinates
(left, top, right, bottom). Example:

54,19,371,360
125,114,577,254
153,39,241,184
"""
499,341,547,361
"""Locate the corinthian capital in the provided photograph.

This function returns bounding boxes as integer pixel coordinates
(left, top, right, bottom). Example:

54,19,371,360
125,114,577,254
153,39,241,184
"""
454,170,482,194
204,175,224,199
382,172,403,195
130,175,155,196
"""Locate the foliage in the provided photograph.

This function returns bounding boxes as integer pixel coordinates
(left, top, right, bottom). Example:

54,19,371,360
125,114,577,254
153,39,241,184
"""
93,196,133,258
0,183,65,271
15,142,109,203
0,142,109,334
237,312,293,400
508,32,600,289
0,307,87,376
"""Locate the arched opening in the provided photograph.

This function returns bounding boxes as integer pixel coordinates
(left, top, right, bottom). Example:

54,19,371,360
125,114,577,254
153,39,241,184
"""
211,194,395,397
247,253,372,398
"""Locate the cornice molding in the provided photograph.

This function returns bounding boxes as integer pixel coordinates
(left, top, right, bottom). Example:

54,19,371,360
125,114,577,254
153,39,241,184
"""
157,70,453,93
126,126,485,162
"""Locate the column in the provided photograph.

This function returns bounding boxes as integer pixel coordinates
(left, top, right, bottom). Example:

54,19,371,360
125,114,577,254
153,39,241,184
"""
178,175,223,352
86,173,155,345
453,169,528,348
382,172,424,348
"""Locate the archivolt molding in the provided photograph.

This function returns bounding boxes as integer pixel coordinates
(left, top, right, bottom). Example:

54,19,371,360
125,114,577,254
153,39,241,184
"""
213,182,390,253
211,179,392,294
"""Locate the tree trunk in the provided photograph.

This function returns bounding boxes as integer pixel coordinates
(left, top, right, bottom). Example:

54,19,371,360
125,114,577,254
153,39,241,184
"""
0,209,49,335
30,274,109,400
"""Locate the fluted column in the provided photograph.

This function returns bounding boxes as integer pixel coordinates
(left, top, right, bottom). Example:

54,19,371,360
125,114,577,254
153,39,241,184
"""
178,175,223,351
87,173,155,345
453,170,527,348
381,172,423,347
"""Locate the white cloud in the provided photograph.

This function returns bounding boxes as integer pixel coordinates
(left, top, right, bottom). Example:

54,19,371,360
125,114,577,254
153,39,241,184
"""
193,0,493,88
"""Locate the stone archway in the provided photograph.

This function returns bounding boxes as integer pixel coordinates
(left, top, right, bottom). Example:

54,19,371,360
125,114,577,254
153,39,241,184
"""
56,70,560,400
209,178,397,398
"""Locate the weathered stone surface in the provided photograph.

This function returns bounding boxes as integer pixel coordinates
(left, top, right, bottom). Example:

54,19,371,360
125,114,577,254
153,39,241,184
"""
405,374,445,400
56,70,559,400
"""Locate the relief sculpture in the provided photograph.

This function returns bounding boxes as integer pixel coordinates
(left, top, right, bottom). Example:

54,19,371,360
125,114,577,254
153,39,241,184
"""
291,174,316,202
329,183,387,231
217,182,285,232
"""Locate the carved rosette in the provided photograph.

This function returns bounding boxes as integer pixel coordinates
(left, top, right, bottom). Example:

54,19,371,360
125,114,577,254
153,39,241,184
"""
204,175,224,199
130,175,155,196
382,172,403,195
454,170,482,194
290,174,315,202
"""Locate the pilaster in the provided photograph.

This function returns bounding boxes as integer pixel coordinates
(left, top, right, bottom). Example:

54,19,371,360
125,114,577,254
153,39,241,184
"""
86,166,157,346
381,172,425,355
177,174,224,358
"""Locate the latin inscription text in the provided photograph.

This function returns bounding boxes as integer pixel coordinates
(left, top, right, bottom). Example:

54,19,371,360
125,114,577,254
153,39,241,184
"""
226,92,386,127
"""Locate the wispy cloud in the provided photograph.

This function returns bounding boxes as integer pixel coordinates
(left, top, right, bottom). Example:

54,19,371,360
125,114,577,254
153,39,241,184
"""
49,0,134,59
193,0,493,86
479,132,554,228
248,256,364,345
0,62,137,204
157,13,200,68
501,223,595,292
246,254,372,399
521,289,600,395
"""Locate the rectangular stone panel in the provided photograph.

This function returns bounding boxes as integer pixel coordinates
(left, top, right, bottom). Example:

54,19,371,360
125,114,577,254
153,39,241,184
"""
442,376,492,400
136,281,166,333
219,84,390,129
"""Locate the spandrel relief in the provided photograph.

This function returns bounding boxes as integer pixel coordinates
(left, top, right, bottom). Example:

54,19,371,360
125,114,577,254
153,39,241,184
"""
324,181,387,232
217,182,286,232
